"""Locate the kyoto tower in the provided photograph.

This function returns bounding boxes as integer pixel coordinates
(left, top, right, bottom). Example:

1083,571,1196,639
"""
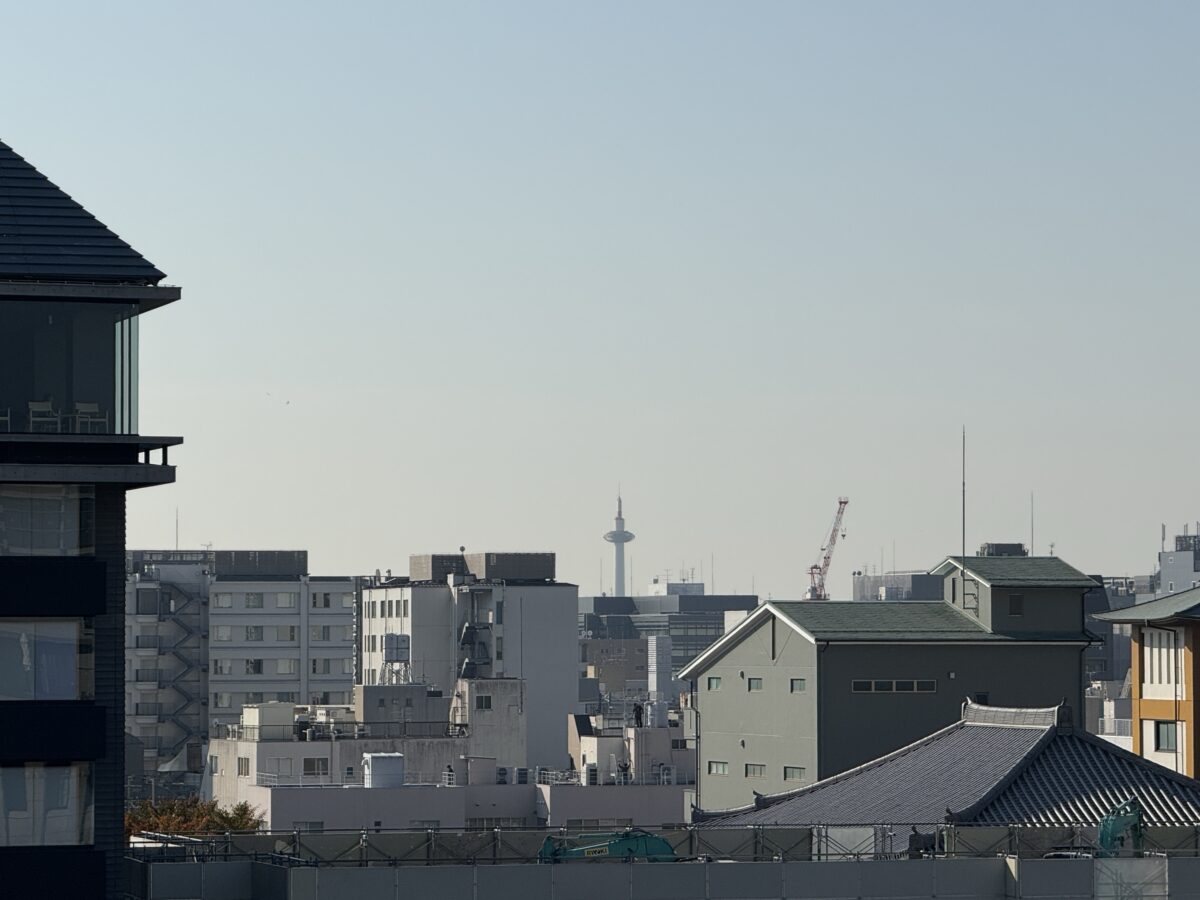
604,495,635,596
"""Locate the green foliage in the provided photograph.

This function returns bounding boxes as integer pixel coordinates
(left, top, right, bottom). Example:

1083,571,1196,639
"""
125,795,265,839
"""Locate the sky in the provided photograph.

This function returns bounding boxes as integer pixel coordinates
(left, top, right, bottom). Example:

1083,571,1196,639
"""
2,2,1196,597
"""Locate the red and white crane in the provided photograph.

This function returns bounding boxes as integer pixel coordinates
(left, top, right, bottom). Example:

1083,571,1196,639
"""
805,497,849,600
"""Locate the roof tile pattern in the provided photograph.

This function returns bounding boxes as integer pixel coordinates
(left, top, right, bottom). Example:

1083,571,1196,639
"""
1094,586,1200,624
700,703,1200,827
0,139,164,284
942,556,1098,589
770,601,1086,642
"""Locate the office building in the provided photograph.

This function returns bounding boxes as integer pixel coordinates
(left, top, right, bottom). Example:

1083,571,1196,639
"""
0,138,181,897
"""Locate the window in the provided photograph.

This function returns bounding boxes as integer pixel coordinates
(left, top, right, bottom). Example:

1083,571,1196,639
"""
495,637,504,661
244,659,263,676
671,739,688,750
275,692,297,703
276,625,297,642
853,679,936,693
1156,721,1178,752
492,599,500,624
747,677,763,692
310,625,330,642
311,659,331,675
974,692,989,705
213,658,233,676
213,593,233,608
783,766,805,782
790,678,807,693
312,593,331,609
0,485,95,556
302,758,330,777
293,821,324,832
403,596,411,617
385,600,392,618
215,626,232,642
707,676,722,691
0,763,93,846
1008,594,1024,617
341,658,354,675
707,760,729,776
209,756,219,775
341,593,355,609
244,692,264,704
475,695,493,710
236,757,250,777
745,763,766,778
369,635,377,653
275,592,297,608
0,619,94,700
277,659,298,675
245,626,263,642
245,592,263,609
214,693,232,708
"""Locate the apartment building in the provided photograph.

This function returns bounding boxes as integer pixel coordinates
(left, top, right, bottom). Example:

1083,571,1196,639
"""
359,552,577,768
125,550,354,774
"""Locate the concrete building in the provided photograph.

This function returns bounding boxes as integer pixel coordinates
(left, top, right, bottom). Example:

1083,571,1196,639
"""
681,554,1096,811
208,697,687,832
579,638,650,694
580,589,759,680
850,570,943,602
359,552,577,769
567,705,696,787
0,138,181,898
125,550,354,775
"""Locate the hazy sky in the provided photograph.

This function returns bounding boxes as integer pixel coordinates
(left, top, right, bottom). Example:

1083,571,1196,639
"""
3,3,1196,597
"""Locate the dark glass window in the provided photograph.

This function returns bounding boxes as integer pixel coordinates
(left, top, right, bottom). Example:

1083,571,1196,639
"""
0,485,95,556
1156,721,1177,752
0,300,138,434
0,619,94,700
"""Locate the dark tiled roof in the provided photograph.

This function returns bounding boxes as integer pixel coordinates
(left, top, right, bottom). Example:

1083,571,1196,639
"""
698,703,1200,827
1093,586,1200,624
771,601,1078,642
936,556,1098,589
0,139,165,284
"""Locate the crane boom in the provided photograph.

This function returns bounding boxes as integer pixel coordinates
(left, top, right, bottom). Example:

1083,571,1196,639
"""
806,497,849,600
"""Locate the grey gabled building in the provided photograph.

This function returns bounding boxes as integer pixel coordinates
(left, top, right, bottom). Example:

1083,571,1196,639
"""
680,555,1097,812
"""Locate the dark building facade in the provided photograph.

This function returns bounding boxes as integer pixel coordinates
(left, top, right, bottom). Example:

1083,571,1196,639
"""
0,139,180,898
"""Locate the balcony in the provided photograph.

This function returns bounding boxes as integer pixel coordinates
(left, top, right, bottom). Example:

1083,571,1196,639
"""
1098,718,1133,737
133,669,161,686
134,635,160,650
254,769,459,788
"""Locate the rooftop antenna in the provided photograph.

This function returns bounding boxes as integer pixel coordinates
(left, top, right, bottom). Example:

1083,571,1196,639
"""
1030,492,1034,556
175,507,179,551
961,427,966,564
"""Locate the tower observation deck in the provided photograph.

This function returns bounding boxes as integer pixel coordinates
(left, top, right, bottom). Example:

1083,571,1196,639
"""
603,496,635,597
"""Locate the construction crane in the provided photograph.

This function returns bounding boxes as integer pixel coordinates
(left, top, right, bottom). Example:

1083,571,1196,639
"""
805,497,849,600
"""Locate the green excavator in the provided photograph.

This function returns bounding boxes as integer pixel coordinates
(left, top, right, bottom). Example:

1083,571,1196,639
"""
537,829,677,863
1098,797,1143,858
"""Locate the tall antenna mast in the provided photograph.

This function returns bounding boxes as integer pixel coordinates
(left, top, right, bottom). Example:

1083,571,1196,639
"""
1030,492,1034,555
961,428,966,564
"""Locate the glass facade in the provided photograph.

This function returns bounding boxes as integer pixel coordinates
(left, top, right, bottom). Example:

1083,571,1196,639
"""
0,300,138,434
0,485,95,556
0,619,95,700
0,763,93,846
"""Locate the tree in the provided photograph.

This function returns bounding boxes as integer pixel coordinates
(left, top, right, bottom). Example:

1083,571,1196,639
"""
125,795,265,839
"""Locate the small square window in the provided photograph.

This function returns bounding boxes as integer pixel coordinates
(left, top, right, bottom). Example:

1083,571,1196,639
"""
851,680,872,692
747,677,763,692
1008,594,1024,617
790,678,806,693
707,676,722,691
783,766,805,782
894,680,915,692
744,763,766,778
707,760,729,776
916,680,937,693
475,695,492,711
873,680,893,692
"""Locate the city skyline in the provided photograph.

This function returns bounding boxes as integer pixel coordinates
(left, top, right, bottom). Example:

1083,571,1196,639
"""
1,3,1194,597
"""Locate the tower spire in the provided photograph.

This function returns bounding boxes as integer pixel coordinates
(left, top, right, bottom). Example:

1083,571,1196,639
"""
604,493,636,596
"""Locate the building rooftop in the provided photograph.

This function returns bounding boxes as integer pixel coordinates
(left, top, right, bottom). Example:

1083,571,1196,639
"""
697,701,1200,827
1094,586,1200,625
0,139,166,285
933,556,1098,589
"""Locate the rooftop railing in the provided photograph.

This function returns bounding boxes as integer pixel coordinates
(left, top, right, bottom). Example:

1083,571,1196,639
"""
215,720,468,742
